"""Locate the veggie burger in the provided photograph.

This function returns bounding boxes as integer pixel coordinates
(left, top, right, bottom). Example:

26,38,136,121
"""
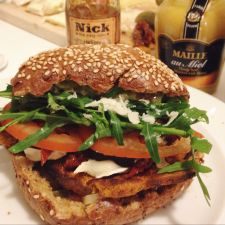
0,44,212,225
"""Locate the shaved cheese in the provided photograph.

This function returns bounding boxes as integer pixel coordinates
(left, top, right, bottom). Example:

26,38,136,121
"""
24,148,66,162
165,111,179,126
85,95,140,124
83,113,93,120
74,159,128,178
142,113,155,124
67,91,77,100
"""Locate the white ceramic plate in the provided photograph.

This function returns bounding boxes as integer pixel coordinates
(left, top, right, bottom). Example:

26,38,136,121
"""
0,86,225,225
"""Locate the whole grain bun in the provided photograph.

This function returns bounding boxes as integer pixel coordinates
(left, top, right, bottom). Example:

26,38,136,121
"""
12,153,192,225
11,44,189,98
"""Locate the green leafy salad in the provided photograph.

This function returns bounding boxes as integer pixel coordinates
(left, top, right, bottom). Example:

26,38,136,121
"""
0,81,212,204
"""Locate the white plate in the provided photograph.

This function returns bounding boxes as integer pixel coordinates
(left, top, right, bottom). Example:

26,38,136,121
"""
0,86,225,225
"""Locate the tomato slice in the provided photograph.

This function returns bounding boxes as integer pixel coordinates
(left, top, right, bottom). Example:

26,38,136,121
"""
2,119,82,152
79,126,191,159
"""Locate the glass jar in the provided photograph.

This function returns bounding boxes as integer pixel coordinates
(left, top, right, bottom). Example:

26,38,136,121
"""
66,0,120,45
155,0,225,93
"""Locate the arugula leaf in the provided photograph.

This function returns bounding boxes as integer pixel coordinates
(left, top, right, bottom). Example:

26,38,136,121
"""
79,121,111,151
170,107,209,130
57,93,92,109
79,111,111,151
196,173,211,206
109,111,123,145
158,161,193,173
158,160,212,174
0,85,12,98
191,137,212,154
48,93,90,125
0,109,38,132
141,122,160,163
192,161,212,173
48,93,65,112
9,120,66,153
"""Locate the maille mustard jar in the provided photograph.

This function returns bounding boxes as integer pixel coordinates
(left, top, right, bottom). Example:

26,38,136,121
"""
66,0,120,45
155,0,225,93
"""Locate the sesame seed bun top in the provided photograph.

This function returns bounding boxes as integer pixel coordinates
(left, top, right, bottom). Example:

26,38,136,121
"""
11,44,189,98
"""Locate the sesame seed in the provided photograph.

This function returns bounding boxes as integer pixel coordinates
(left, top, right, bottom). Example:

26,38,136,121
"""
26,75,31,80
63,61,68,66
63,70,67,75
93,68,99,73
154,81,159,86
145,75,150,81
97,62,101,68
36,65,41,69
28,188,31,193
116,68,122,73
31,67,36,71
87,63,92,67
49,209,55,216
110,76,114,81
26,180,29,185
124,73,129,78
45,70,50,76
171,86,176,91
78,67,83,72
33,195,39,199
127,77,133,82
83,65,88,70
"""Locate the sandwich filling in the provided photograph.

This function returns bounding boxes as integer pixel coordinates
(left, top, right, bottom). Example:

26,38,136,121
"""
0,81,212,204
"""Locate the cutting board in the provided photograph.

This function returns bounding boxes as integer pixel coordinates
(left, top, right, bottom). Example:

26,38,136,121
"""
0,3,67,46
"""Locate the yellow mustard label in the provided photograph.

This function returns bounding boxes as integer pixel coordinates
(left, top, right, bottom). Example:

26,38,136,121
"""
69,17,116,44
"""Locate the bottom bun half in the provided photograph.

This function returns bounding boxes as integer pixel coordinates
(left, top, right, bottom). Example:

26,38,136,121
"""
11,154,192,225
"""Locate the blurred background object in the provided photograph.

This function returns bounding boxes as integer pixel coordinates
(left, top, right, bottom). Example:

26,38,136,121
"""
155,0,225,93
0,0,158,54
65,0,120,45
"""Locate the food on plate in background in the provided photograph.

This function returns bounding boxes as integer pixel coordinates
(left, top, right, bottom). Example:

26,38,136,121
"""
45,12,65,27
26,0,65,16
155,0,225,93
132,11,155,55
120,0,157,55
65,0,120,45
12,0,31,6
0,44,212,225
